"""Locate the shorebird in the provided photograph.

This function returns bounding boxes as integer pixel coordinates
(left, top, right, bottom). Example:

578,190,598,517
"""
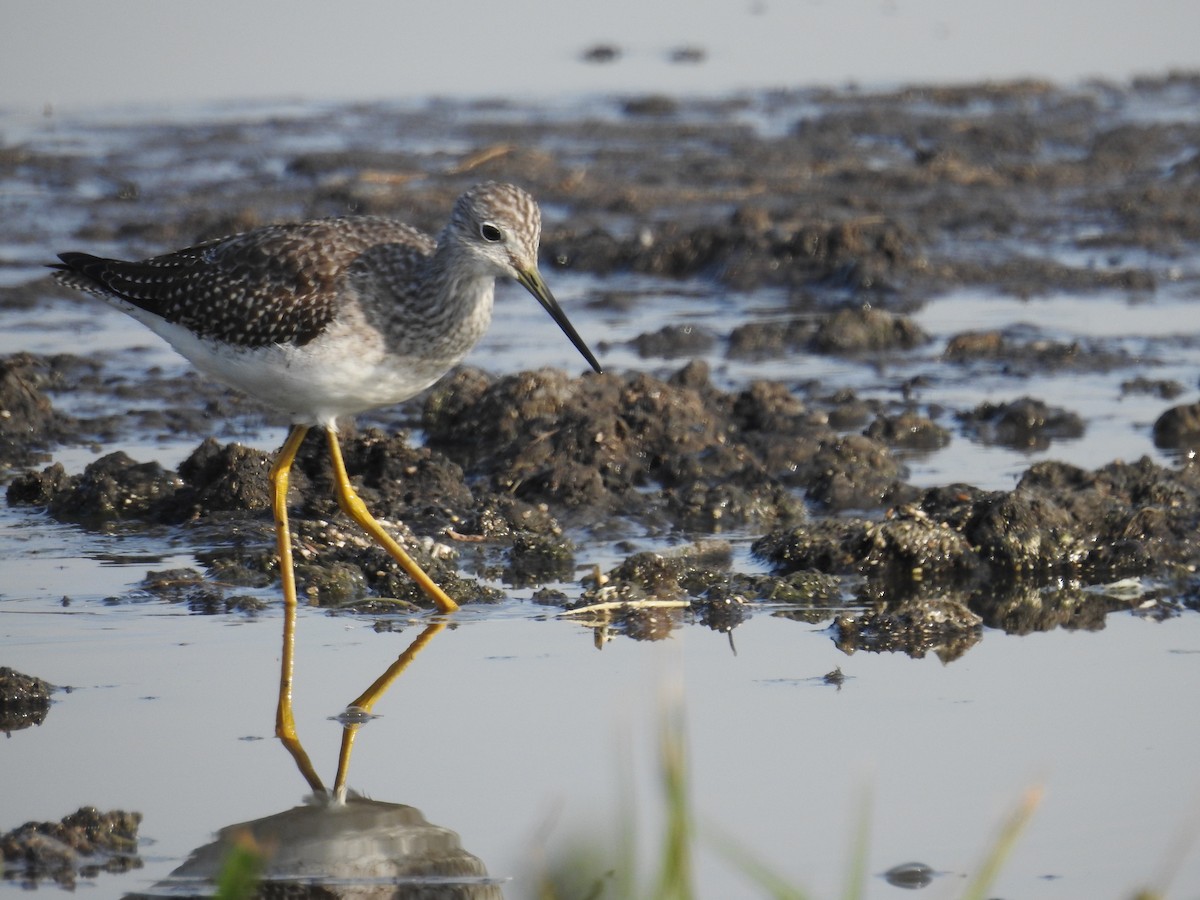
52,182,602,615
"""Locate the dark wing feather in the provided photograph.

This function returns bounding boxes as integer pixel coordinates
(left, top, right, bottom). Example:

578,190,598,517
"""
51,218,436,348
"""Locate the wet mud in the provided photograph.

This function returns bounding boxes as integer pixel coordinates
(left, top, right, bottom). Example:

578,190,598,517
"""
5,73,1200,654
0,807,142,889
0,667,52,735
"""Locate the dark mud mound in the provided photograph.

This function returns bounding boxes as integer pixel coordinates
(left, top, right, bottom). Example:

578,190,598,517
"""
943,330,1136,376
421,362,911,522
11,351,1200,638
959,397,1086,451
834,598,983,662
0,807,142,889
1153,401,1200,449
728,306,930,361
561,540,841,643
0,667,53,734
292,427,474,534
0,355,89,474
753,456,1200,652
8,452,181,527
756,457,1200,584
5,358,920,609
544,213,917,294
6,434,492,608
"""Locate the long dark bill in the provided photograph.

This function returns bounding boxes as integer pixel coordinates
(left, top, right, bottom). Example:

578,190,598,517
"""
518,268,603,374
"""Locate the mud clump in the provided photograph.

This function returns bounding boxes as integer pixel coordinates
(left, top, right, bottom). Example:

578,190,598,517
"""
504,532,577,587
0,356,86,474
421,363,824,523
1152,401,1200,449
630,324,717,359
0,667,53,734
544,214,917,294
172,438,275,518
943,331,1134,375
292,427,473,535
728,307,928,361
1122,376,1185,401
755,456,1200,635
0,807,142,889
834,598,983,662
129,568,271,615
565,541,841,643
7,452,181,527
959,397,1085,450
796,434,915,511
864,411,952,451
13,350,1198,632
810,306,930,355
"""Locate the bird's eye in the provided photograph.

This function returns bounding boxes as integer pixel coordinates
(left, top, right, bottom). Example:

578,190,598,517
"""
479,223,503,243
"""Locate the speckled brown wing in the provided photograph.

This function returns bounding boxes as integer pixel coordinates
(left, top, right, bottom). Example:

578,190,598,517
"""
51,217,436,348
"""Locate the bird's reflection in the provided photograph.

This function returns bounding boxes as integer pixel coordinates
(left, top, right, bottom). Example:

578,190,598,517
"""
134,611,502,898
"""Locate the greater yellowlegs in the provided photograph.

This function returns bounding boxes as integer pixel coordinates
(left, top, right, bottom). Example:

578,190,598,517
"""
52,182,602,615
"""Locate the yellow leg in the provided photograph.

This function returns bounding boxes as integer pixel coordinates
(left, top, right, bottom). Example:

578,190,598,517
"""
324,426,459,613
270,424,323,791
270,423,310,614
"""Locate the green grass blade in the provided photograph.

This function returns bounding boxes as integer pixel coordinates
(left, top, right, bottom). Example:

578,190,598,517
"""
840,787,871,900
705,828,811,900
652,700,694,900
960,786,1042,900
213,833,265,900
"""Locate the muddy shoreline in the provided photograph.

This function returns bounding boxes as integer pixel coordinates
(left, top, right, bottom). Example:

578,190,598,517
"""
4,73,1200,659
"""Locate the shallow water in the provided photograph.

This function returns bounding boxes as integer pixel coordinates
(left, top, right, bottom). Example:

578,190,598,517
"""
4,89,1200,898
5,556,1200,897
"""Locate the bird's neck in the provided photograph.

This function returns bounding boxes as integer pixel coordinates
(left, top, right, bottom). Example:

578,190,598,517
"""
419,240,496,362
